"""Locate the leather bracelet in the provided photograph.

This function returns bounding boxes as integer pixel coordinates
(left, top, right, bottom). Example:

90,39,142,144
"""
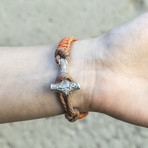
50,36,88,122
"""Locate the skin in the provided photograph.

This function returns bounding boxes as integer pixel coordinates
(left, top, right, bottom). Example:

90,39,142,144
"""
0,13,147,126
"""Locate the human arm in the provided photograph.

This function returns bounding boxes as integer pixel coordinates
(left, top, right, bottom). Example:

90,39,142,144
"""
0,45,67,123
88,12,148,127
0,41,95,123
0,13,148,127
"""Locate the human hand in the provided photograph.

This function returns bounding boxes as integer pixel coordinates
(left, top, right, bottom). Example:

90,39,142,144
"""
70,13,148,126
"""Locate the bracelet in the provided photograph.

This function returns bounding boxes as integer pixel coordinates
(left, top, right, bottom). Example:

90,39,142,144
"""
50,36,88,122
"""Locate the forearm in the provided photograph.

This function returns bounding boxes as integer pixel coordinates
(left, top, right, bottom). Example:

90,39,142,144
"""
0,45,65,123
0,38,98,123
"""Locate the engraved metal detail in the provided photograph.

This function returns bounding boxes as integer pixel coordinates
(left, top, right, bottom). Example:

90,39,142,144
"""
50,58,80,96
51,80,80,96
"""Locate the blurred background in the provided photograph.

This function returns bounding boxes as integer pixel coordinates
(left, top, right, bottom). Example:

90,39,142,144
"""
0,0,148,148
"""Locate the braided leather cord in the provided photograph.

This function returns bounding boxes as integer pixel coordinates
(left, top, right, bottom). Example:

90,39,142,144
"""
55,36,88,122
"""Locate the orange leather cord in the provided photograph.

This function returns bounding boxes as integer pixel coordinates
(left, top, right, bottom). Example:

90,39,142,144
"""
55,36,88,122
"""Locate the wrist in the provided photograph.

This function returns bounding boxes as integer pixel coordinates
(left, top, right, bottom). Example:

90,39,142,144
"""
69,37,106,113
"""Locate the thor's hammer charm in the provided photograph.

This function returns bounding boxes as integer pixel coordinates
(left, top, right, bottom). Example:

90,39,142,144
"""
50,58,80,96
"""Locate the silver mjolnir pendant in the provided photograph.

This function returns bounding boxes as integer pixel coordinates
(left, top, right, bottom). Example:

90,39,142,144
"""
50,58,80,96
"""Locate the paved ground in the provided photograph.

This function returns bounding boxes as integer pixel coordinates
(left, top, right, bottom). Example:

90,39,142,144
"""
0,0,148,148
